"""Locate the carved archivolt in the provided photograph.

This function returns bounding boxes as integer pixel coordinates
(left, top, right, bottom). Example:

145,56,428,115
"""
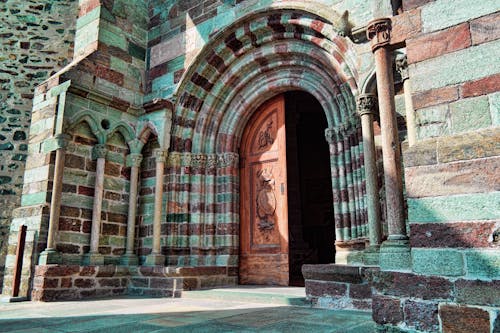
167,152,239,168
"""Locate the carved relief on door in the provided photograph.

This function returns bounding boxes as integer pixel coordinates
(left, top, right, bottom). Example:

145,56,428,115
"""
240,95,289,286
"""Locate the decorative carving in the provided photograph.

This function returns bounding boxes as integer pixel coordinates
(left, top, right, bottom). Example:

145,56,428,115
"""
396,53,409,81
367,18,392,51
126,153,143,168
258,121,275,149
217,152,239,168
325,127,344,143
54,133,71,150
191,154,207,168
256,169,276,232
357,94,378,116
168,152,182,167
92,144,107,160
333,10,354,37
153,149,168,163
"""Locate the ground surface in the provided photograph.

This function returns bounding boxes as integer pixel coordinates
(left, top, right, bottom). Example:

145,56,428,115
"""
0,287,375,332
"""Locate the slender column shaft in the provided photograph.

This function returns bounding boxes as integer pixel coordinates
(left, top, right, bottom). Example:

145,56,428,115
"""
125,154,142,255
152,149,166,255
368,18,407,240
46,148,66,250
89,144,107,254
357,94,382,247
396,54,417,146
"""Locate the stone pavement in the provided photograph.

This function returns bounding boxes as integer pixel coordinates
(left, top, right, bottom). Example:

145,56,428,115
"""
0,287,375,332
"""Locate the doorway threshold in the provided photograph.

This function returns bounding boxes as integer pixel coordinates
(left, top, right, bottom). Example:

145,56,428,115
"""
181,285,309,307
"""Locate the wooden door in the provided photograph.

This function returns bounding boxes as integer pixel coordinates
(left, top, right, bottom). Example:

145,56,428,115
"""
240,95,289,286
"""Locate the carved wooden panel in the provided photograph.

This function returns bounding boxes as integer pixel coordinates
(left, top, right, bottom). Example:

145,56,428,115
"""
240,95,289,286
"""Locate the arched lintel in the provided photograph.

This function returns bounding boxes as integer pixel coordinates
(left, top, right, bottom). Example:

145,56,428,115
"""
174,2,354,101
65,112,106,144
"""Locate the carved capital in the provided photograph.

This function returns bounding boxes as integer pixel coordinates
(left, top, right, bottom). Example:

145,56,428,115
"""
153,149,168,163
367,18,392,52
217,152,239,168
357,93,378,117
126,153,143,168
325,127,343,144
53,134,71,150
92,144,107,160
396,54,409,81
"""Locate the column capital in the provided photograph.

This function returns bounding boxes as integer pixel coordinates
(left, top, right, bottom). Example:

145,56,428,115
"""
53,133,71,150
396,53,409,81
153,149,168,162
92,144,107,160
357,93,378,117
325,127,343,144
126,153,143,168
367,18,392,52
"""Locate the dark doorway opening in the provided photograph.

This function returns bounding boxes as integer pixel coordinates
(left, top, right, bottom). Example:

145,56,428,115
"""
285,91,335,286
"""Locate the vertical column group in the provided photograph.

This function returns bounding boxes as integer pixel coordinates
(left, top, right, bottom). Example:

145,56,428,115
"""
367,18,410,269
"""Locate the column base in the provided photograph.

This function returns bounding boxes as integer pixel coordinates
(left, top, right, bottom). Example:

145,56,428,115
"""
379,239,411,271
82,253,104,266
144,253,165,266
363,245,380,265
38,249,62,265
120,254,139,266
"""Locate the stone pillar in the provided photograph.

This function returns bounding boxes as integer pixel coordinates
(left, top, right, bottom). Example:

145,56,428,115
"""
145,149,167,266
357,94,382,265
367,18,410,270
120,153,142,266
82,144,107,266
396,54,417,147
38,134,70,265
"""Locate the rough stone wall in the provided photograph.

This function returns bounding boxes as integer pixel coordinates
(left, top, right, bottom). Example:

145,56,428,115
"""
375,0,500,331
0,0,78,294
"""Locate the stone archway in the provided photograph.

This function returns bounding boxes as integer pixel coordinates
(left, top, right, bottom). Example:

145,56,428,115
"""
168,6,368,275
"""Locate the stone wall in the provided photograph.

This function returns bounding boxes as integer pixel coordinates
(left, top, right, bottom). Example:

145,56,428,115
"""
0,0,78,294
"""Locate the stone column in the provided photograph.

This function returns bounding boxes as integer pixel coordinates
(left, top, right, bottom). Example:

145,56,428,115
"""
396,54,417,147
367,18,410,270
357,94,382,265
82,144,107,266
39,134,70,265
145,149,167,266
120,153,142,266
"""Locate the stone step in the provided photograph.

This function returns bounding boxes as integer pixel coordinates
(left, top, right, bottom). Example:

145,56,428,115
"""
181,286,311,307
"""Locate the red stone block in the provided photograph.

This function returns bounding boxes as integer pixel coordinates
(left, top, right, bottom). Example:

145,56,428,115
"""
391,9,422,47
61,277,72,288
372,295,403,325
58,218,82,232
410,221,498,248
79,266,96,277
407,23,471,63
104,162,122,177
150,277,174,289
470,12,500,45
455,279,500,306
65,154,85,170
107,213,127,224
440,304,490,333
461,73,500,98
403,0,434,10
34,276,59,289
78,186,94,196
74,278,95,288
96,265,117,277
412,85,459,110
305,280,347,297
56,243,80,254
349,283,372,299
373,271,453,300
403,300,439,332
98,278,121,288
36,265,80,277
102,223,119,236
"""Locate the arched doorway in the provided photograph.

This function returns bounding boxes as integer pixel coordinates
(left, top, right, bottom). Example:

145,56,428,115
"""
239,92,334,286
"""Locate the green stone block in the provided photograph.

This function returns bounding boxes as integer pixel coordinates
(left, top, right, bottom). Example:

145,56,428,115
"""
128,42,146,60
450,96,491,134
465,250,500,279
489,92,500,126
412,249,464,276
99,26,127,50
21,192,47,206
408,192,500,222
422,0,499,32
76,7,101,30
411,39,500,92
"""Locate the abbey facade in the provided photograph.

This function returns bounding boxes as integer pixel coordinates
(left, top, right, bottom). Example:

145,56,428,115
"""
0,0,499,332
